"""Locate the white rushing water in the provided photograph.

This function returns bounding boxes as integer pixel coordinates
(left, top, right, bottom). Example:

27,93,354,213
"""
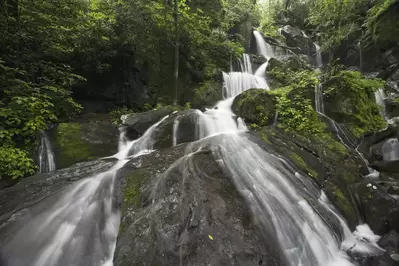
191,54,383,265
375,88,387,119
382,138,399,161
38,131,56,173
2,115,171,266
315,43,323,67
253,30,275,59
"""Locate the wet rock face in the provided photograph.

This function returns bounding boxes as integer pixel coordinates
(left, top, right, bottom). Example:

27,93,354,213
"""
353,182,399,236
0,159,115,231
280,25,316,56
121,107,177,139
114,145,285,266
49,121,119,169
232,89,277,127
151,110,202,149
360,126,399,179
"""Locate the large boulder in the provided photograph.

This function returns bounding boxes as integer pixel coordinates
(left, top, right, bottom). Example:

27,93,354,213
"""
150,109,203,149
280,25,316,56
352,182,399,236
114,142,285,265
232,89,277,127
265,56,310,89
322,70,386,137
192,80,223,109
121,106,180,139
49,120,119,170
253,126,362,228
0,159,115,229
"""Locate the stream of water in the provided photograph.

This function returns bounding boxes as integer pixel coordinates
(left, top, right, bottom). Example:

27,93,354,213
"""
0,115,170,266
189,51,383,265
38,131,56,173
0,31,385,266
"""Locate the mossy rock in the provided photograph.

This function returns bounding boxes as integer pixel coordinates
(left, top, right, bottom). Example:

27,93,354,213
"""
323,70,387,137
192,80,222,109
232,89,277,127
51,121,119,169
255,126,362,228
266,56,308,89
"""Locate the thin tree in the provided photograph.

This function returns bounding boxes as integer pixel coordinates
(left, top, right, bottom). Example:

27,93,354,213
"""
173,0,179,105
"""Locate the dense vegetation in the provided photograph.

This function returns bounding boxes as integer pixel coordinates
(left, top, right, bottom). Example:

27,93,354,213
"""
0,0,258,181
1,0,398,182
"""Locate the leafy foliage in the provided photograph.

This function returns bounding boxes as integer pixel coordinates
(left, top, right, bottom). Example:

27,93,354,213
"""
0,147,36,180
269,70,326,135
322,69,386,136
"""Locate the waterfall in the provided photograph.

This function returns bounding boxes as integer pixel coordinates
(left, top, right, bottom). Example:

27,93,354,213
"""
374,88,386,119
38,131,56,173
315,83,325,113
272,110,279,128
222,55,269,99
192,56,383,265
254,61,268,77
382,138,399,161
315,43,323,67
314,84,372,172
253,30,275,59
1,115,171,266
172,118,180,146
238,53,253,73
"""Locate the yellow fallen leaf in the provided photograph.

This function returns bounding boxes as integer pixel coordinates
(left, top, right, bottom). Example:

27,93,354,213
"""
208,234,214,240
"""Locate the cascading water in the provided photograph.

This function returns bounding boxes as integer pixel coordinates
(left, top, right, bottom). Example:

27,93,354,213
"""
375,88,387,119
0,115,170,266
382,138,399,161
315,43,323,67
38,131,56,173
172,118,180,146
192,55,383,265
314,82,374,173
315,83,325,114
253,30,275,59
238,53,253,73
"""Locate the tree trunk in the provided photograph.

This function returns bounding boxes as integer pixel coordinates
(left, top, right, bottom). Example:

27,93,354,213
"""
173,0,179,105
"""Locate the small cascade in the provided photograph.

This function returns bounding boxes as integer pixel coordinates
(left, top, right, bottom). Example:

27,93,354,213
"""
314,43,323,67
253,30,275,59
375,88,387,119
239,53,253,73
172,118,180,146
254,61,268,77
315,83,325,113
1,115,171,266
314,80,373,173
38,131,56,173
190,49,383,265
382,138,399,161
272,110,279,128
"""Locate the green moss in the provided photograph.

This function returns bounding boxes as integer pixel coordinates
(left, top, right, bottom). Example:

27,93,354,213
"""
260,131,272,144
56,123,90,168
124,171,146,208
329,185,355,217
233,89,277,126
317,133,349,156
119,170,147,233
289,152,319,179
366,0,399,45
323,70,387,137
